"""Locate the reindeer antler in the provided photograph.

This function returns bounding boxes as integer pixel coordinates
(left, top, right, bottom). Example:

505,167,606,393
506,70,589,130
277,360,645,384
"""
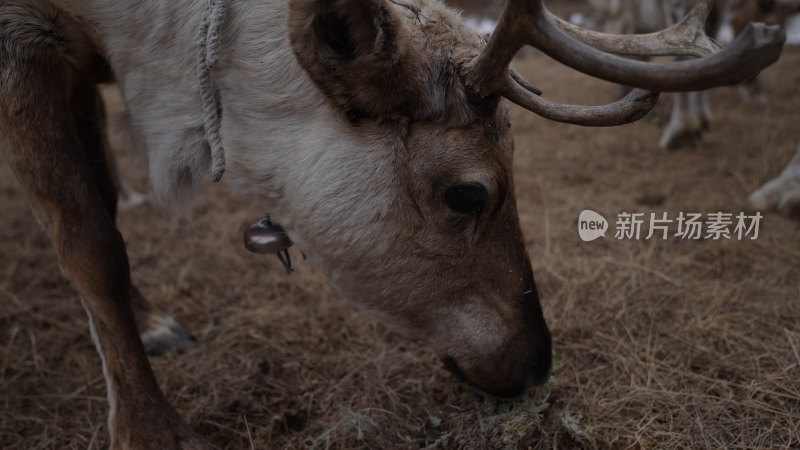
463,0,786,127
551,0,721,57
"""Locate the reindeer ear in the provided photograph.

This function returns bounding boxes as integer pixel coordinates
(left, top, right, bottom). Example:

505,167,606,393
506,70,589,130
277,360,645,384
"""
289,0,420,118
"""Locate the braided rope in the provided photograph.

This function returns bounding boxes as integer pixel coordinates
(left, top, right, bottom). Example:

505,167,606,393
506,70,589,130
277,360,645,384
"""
198,0,230,182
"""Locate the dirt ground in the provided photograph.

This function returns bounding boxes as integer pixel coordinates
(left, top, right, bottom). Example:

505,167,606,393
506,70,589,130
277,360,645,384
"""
2,30,799,450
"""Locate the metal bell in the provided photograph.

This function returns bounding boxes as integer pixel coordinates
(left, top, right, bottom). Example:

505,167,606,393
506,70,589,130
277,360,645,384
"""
244,216,295,273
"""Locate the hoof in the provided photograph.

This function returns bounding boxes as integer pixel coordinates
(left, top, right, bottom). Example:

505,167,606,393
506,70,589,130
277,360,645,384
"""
140,314,196,356
130,286,196,356
778,190,800,218
659,127,697,150
112,400,211,449
749,159,800,218
694,129,704,140
748,188,778,211
118,189,148,210
698,116,710,132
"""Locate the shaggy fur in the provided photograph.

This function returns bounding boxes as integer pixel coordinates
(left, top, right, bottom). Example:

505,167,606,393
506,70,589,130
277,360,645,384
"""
1,0,551,447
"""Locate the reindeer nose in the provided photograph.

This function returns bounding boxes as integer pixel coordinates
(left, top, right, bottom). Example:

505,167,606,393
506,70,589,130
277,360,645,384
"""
442,289,552,398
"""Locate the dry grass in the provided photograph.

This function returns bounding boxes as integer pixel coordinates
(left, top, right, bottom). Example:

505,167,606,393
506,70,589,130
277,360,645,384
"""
1,38,799,450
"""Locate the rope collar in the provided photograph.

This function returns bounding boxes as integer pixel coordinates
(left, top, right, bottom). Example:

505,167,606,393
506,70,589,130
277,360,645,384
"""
198,0,231,182
200,4,299,273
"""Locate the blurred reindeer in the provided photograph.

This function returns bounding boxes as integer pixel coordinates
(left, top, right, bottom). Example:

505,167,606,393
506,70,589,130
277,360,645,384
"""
586,0,798,149
584,0,800,215
750,144,800,216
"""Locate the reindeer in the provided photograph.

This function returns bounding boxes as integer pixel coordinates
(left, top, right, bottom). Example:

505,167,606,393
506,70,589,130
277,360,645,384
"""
750,143,800,216
0,0,783,447
587,0,794,149
585,0,718,149
582,0,800,215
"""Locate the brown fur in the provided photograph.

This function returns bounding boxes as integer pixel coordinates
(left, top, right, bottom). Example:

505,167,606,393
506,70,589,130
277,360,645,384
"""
289,0,483,123
0,2,206,448
285,0,551,395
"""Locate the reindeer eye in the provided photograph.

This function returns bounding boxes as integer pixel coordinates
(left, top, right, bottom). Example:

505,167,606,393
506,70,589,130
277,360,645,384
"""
444,183,488,215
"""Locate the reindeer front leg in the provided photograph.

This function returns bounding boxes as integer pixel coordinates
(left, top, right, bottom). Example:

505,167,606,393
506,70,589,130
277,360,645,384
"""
0,2,207,448
659,90,712,149
71,81,196,357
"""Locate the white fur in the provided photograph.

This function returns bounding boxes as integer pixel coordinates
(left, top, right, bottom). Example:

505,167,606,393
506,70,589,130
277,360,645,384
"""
47,0,538,375
81,298,116,440
55,0,211,205
52,0,396,259
446,304,508,358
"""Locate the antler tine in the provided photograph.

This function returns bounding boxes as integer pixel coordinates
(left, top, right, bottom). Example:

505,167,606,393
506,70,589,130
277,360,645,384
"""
464,0,785,125
549,0,721,57
534,16,783,92
502,79,660,126
509,67,542,95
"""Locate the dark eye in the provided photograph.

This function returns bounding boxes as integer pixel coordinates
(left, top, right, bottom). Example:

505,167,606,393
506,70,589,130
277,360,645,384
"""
444,183,488,215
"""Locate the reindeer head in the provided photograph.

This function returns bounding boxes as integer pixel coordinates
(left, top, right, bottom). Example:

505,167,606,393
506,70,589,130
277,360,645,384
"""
230,0,783,397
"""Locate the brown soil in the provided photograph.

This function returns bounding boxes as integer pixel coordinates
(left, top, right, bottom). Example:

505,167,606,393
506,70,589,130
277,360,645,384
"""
1,39,799,450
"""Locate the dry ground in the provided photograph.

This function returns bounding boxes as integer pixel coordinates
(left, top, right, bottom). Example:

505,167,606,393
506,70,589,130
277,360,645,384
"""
1,40,799,450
